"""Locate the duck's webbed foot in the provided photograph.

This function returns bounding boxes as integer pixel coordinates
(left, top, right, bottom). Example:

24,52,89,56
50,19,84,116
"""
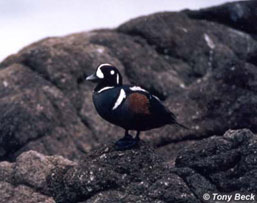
115,130,140,150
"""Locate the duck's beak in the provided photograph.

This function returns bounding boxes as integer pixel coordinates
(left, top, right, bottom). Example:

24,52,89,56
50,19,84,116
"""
86,73,99,82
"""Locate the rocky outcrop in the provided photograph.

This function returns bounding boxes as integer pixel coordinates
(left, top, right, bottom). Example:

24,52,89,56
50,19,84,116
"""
1,129,256,202
0,150,75,203
184,0,257,35
47,142,199,203
0,64,95,161
0,1,257,201
176,129,257,195
0,1,256,163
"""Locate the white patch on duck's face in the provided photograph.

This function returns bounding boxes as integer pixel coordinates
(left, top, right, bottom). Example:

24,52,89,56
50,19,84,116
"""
96,67,104,78
112,89,126,110
97,86,114,93
129,86,148,93
96,63,112,78
110,70,115,75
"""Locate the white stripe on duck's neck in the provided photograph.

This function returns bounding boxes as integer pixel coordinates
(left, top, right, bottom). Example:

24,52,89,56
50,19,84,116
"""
97,86,114,93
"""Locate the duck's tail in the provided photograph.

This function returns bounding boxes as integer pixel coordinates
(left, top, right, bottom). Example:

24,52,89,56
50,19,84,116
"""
175,121,189,130
167,112,189,130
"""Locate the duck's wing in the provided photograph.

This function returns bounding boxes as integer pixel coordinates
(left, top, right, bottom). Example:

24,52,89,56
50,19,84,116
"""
126,92,151,116
125,86,176,122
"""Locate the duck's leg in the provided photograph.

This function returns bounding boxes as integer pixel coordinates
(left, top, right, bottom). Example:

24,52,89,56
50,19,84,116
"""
124,130,133,140
115,130,138,150
135,131,140,141
115,130,132,145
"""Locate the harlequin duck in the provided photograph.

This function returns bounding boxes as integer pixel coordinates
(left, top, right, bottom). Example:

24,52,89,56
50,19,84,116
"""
86,63,187,150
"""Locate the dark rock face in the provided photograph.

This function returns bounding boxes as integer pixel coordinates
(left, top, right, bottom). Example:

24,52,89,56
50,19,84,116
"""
118,9,257,143
0,1,257,202
1,143,199,203
184,0,257,35
1,129,256,202
175,129,257,195
1,1,257,162
0,64,95,161
47,143,198,203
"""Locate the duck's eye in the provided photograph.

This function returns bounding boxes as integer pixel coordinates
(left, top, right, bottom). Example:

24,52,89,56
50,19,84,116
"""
110,70,115,75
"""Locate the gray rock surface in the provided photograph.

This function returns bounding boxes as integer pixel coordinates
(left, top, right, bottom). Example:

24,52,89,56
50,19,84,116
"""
174,129,257,201
47,142,199,203
0,1,256,163
1,129,256,202
184,0,257,35
0,150,75,203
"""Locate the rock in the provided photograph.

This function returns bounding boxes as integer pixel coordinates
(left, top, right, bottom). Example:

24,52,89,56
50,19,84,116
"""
0,1,256,202
47,142,199,203
0,144,200,203
0,64,95,161
14,150,76,191
184,1,257,35
118,8,257,149
0,182,55,203
0,0,256,168
163,60,257,142
0,161,14,183
118,12,257,81
0,129,256,202
176,129,257,194
0,150,75,203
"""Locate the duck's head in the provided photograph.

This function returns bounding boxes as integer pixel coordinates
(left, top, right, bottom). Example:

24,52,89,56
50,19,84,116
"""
86,64,123,89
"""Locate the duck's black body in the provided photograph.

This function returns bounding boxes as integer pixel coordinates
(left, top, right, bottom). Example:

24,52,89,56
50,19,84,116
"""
93,85,176,131
86,64,187,150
